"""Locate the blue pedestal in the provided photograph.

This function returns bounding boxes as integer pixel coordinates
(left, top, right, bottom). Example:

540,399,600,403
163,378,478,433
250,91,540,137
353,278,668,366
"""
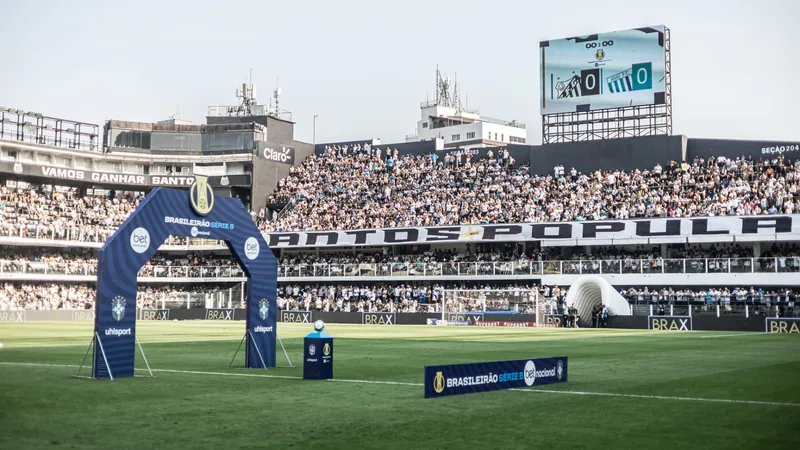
303,332,333,380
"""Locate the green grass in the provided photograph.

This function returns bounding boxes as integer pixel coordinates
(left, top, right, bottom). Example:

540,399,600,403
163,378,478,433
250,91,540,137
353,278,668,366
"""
1,322,799,450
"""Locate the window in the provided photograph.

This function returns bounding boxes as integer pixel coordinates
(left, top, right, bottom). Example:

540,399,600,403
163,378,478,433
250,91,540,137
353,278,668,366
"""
509,136,527,144
501,134,504,142
494,133,498,141
422,123,428,128
110,129,151,149
151,132,202,152
466,132,475,139
451,134,461,141
52,156,70,167
202,132,254,153
122,163,145,174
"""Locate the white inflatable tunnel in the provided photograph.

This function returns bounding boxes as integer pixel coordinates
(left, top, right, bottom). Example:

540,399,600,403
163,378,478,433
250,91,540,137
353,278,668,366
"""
565,275,631,321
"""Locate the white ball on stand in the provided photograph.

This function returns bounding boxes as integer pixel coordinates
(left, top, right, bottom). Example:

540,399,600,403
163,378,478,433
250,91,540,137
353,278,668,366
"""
313,320,325,332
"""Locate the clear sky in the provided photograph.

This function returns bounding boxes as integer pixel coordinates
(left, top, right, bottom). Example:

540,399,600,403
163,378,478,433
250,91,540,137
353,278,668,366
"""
1,0,797,145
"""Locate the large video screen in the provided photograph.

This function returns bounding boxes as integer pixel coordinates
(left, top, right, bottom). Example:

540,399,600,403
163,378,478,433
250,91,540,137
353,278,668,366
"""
540,25,667,115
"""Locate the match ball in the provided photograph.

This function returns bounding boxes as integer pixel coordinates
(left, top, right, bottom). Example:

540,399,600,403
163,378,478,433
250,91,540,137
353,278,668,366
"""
313,320,325,332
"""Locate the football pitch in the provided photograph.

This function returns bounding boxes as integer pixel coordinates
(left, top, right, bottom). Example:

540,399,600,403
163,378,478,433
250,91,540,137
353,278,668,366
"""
1,323,799,450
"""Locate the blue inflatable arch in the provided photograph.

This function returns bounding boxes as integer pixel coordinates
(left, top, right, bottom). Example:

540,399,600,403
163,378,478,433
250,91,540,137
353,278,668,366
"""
91,180,278,379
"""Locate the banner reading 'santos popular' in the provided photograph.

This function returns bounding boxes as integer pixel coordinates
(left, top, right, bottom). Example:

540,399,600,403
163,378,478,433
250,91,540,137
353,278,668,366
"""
264,216,800,248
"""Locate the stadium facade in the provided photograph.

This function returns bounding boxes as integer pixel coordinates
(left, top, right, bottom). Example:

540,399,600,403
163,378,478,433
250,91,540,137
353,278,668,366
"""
1,75,800,326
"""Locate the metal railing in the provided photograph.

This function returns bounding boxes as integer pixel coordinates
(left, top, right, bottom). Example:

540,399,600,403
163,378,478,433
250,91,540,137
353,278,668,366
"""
1,257,798,279
0,261,243,278
275,258,800,278
0,225,229,247
0,225,116,243
138,265,244,278
624,298,800,318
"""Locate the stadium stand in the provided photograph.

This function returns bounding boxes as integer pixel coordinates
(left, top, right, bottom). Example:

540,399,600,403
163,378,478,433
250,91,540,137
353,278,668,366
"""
2,106,799,322
2,243,799,281
264,146,800,232
3,153,799,239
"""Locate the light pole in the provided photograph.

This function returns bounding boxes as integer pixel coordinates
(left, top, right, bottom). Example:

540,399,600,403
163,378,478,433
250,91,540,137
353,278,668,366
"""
313,115,318,145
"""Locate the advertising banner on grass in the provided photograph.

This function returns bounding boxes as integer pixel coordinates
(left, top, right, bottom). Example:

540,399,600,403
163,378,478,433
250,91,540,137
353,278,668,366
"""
424,357,568,399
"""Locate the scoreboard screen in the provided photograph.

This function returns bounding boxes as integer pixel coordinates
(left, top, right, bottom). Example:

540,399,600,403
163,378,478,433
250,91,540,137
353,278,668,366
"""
540,25,667,114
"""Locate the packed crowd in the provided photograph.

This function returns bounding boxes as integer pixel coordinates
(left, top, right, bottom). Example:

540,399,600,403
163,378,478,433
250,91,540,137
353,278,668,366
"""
2,242,799,278
265,145,800,232
3,275,796,313
621,286,798,304
0,248,98,275
622,286,798,317
0,283,96,310
2,152,799,240
277,283,539,313
0,280,539,312
0,282,237,310
0,249,240,277
281,242,800,266
0,185,142,240
139,253,239,278
136,284,237,309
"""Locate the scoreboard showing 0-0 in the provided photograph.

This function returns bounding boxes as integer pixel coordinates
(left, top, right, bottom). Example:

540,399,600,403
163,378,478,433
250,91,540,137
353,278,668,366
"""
540,25,667,114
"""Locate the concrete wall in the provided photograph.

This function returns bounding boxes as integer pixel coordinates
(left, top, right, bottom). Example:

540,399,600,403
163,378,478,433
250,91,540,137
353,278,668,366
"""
542,272,800,287
530,135,686,175
687,138,800,162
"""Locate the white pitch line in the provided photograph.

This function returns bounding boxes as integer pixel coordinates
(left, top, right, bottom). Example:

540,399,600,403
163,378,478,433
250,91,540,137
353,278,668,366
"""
509,388,800,408
697,333,765,339
327,378,422,387
154,368,303,381
1,361,798,407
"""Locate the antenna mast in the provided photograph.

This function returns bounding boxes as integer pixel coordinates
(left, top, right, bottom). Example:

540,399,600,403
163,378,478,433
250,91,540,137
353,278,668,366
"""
272,78,282,117
435,66,453,108
453,73,463,113
235,70,256,116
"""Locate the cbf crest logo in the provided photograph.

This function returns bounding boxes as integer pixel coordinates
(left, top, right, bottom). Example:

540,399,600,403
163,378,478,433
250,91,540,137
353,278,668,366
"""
433,371,445,394
308,344,316,356
189,175,215,216
111,296,126,321
258,299,269,320
595,49,605,61
556,360,564,380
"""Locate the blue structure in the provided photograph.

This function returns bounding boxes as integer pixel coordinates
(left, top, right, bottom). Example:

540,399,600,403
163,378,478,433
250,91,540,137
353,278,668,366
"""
91,177,278,379
303,331,334,380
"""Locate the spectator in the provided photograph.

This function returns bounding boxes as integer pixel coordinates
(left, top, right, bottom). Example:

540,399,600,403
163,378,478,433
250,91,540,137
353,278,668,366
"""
261,148,800,232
